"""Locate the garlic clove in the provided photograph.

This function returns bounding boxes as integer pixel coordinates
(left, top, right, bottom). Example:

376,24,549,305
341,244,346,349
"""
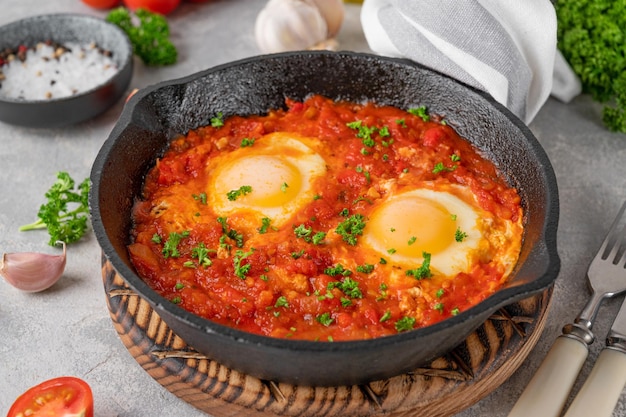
255,0,330,54
0,241,66,292
306,0,345,37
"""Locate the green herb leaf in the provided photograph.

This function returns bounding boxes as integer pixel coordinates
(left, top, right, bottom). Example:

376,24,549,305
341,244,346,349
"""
162,230,190,258
406,252,432,280
227,185,252,201
395,316,416,332
335,214,366,245
19,172,91,246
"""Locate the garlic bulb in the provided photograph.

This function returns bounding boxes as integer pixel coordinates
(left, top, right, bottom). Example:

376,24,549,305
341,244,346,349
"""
0,241,66,292
255,0,345,54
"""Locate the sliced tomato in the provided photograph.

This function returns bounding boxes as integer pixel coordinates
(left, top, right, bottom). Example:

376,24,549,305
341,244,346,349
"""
81,0,121,8
123,0,181,14
7,376,94,417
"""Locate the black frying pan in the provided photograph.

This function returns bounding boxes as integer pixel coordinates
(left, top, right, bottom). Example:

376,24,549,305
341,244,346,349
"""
90,51,560,387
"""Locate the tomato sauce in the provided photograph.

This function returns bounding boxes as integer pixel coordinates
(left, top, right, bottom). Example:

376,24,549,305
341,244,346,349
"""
129,95,522,341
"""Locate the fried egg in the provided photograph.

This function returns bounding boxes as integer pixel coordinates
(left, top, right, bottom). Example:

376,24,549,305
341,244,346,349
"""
207,132,326,226
362,187,488,276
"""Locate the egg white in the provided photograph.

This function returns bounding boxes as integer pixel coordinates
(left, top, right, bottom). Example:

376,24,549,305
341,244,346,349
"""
362,187,486,276
207,132,326,226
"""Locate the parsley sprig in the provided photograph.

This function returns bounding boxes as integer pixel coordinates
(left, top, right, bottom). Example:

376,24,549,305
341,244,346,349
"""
19,172,90,246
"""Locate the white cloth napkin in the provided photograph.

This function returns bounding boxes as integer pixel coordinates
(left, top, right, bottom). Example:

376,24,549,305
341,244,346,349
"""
360,0,582,124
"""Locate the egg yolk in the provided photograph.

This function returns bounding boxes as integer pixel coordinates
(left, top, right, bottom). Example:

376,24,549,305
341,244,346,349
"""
213,155,303,208
367,195,457,257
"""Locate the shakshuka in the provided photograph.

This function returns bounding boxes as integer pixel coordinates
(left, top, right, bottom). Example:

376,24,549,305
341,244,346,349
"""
128,95,523,341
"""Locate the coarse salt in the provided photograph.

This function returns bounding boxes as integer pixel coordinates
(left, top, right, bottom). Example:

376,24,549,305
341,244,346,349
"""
0,41,119,101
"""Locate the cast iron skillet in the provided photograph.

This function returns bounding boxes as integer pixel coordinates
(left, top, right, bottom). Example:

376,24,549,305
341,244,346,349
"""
90,51,560,387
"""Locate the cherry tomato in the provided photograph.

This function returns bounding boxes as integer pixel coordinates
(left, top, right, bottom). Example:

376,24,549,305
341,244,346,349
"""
123,0,181,14
81,0,121,8
7,376,94,417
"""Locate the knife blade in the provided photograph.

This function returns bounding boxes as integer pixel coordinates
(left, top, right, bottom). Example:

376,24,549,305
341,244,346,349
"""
562,297,626,417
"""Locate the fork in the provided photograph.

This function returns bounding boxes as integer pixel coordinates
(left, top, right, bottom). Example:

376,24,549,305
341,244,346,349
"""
508,201,626,417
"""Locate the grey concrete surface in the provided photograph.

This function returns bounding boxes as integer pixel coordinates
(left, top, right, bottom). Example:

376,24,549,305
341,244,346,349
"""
1,1,625,416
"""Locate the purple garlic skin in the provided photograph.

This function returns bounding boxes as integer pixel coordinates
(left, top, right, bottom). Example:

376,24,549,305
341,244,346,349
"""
0,242,66,292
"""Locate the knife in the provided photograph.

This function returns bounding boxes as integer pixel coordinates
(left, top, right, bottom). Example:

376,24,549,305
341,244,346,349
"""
562,297,626,417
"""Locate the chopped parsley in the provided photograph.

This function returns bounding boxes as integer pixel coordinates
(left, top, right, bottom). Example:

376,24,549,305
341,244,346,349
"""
451,307,460,316
346,120,378,147
324,264,352,277
434,302,444,313
407,236,417,246
191,242,213,267
233,248,254,279
291,249,306,259
312,231,326,245
433,154,461,174
274,296,289,308
356,263,374,274
406,252,432,280
210,112,224,127
151,233,162,244
192,192,207,205
432,162,457,174
294,224,326,245
455,227,468,242
227,185,252,201
294,224,312,239
328,277,362,299
281,182,289,193
258,217,272,234
335,213,366,245
408,106,430,122
395,316,416,332
217,217,244,249
162,230,190,258
316,312,334,326
240,137,255,147
380,310,392,322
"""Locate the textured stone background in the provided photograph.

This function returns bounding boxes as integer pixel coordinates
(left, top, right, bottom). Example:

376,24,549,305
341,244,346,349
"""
1,1,625,416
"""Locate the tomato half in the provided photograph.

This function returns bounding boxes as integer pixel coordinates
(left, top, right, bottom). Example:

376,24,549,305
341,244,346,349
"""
81,0,121,8
7,376,94,417
123,0,181,14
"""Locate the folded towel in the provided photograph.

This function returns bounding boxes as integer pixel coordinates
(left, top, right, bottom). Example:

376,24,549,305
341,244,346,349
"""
361,0,582,124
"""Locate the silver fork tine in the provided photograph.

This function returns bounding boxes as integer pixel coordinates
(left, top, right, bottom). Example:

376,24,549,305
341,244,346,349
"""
602,203,626,262
616,224,626,267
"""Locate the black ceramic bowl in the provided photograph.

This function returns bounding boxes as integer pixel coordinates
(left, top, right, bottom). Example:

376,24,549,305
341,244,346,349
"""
90,51,560,387
0,14,133,128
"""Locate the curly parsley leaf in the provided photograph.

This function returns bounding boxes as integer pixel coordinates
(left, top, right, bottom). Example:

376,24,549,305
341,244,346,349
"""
19,172,91,246
406,252,432,280
335,214,366,245
555,0,626,133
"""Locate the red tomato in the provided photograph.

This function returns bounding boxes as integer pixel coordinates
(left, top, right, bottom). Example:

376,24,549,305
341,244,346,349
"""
123,0,181,14
7,377,94,417
81,0,121,8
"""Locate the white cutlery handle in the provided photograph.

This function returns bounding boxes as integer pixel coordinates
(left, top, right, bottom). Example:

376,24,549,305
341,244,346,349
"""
507,335,588,417
563,348,626,417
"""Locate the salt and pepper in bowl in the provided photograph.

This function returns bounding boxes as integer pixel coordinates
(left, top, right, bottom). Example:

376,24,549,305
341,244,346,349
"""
0,14,133,128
